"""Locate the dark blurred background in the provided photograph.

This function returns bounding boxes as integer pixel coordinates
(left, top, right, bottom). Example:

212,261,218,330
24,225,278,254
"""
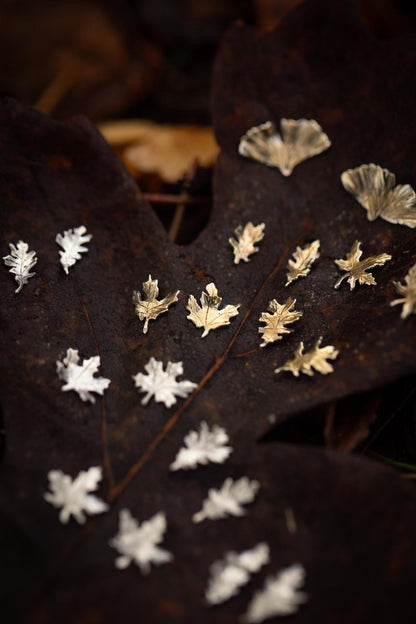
0,0,415,124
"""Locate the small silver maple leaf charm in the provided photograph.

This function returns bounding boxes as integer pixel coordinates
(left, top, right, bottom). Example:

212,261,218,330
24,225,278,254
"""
56,348,111,403
133,357,197,408
206,543,270,606
110,509,172,573
258,298,303,347
187,282,240,337
44,466,109,524
132,275,179,334
193,476,260,523
334,240,391,290
391,262,416,318
55,225,92,274
242,564,307,623
341,163,416,227
170,421,232,471
3,240,37,292
275,337,339,377
238,119,331,177
286,239,320,286
229,222,265,264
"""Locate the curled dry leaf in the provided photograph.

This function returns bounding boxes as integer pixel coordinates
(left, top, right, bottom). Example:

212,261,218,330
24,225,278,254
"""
186,282,240,338
99,119,219,183
3,240,37,292
391,263,416,318
258,298,303,347
341,164,416,227
334,240,392,290
275,337,339,377
132,275,179,334
238,119,331,177
229,222,265,264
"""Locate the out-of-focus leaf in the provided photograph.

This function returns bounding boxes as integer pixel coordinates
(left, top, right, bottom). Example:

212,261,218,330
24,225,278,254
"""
99,119,219,183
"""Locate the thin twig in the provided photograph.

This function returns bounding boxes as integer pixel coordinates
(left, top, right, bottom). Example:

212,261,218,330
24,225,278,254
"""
140,192,209,206
34,61,78,115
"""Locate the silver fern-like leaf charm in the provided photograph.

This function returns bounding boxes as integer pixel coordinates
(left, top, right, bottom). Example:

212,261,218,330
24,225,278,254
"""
238,119,331,177
170,421,232,471
206,543,270,605
341,163,416,227
193,477,260,523
242,564,307,622
56,225,92,274
3,240,37,292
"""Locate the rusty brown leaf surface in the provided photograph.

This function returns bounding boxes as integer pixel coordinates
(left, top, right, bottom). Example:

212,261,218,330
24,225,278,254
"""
1,0,416,620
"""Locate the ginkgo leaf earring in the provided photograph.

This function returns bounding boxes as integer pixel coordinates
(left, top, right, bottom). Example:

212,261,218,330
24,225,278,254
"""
56,225,91,274
239,119,331,176
3,240,37,292
132,275,179,334
341,164,416,227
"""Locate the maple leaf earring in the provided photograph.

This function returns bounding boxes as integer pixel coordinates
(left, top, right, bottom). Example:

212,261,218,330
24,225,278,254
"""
334,241,391,290
229,222,265,264
186,282,240,337
132,275,179,334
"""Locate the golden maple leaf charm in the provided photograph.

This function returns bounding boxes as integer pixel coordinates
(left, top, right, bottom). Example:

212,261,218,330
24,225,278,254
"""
391,263,416,318
229,222,265,264
334,241,391,290
286,240,320,286
258,298,303,347
132,275,179,334
341,163,416,227
186,282,240,338
275,337,339,377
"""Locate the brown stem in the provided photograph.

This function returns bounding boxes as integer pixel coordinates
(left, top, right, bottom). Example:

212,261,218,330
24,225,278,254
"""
34,61,78,115
71,274,115,490
140,192,209,206
109,243,290,503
